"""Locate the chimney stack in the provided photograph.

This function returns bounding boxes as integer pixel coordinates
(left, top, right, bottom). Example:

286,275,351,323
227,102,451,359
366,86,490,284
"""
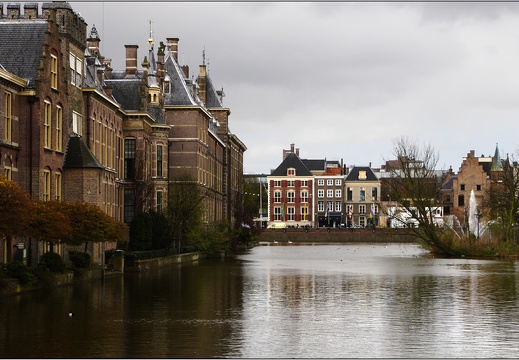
125,45,138,77
198,65,207,104
181,65,189,78
167,37,179,62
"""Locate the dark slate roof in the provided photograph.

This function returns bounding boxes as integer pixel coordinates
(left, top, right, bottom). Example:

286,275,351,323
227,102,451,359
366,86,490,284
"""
204,74,224,108
83,55,105,92
105,76,142,111
270,153,312,176
345,166,378,181
63,135,103,169
0,21,47,87
480,160,492,174
441,175,455,190
163,53,197,106
148,104,164,124
302,159,326,172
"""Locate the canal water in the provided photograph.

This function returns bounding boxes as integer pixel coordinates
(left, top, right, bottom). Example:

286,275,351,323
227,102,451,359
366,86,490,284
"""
1,243,519,358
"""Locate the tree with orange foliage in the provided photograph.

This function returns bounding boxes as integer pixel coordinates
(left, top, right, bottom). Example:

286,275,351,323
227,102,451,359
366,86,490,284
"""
58,201,125,250
27,201,72,245
0,175,32,260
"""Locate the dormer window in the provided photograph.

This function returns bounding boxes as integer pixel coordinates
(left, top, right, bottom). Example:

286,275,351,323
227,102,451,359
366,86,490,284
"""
358,170,367,180
149,88,159,104
163,78,171,93
287,168,295,176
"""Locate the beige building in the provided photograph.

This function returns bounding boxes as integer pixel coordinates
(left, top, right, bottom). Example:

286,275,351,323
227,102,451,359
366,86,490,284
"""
344,166,380,228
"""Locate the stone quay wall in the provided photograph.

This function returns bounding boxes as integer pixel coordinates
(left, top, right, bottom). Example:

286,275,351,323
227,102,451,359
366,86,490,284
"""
255,228,418,244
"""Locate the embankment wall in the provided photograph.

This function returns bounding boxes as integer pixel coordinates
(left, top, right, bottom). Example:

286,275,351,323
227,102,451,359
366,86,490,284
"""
255,228,418,244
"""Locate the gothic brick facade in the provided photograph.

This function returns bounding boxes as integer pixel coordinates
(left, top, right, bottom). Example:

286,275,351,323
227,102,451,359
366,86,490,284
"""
0,2,246,264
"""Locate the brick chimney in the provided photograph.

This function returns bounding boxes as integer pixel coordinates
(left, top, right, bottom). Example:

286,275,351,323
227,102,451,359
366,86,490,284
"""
181,65,189,78
103,59,112,79
157,42,165,80
125,45,138,77
198,65,207,104
167,38,179,62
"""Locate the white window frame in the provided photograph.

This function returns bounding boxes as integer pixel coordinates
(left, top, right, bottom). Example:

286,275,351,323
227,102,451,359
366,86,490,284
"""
44,100,51,148
56,105,62,151
51,54,58,89
287,206,295,221
43,169,51,201
301,190,308,203
72,111,82,136
70,53,83,87
274,207,282,221
55,172,62,201
360,187,366,201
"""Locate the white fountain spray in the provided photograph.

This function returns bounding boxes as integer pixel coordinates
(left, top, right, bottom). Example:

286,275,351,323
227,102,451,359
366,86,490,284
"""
468,189,479,237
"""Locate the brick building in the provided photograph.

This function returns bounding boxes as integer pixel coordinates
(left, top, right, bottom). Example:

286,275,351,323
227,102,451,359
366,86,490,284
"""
268,144,314,228
443,146,503,229
0,2,246,264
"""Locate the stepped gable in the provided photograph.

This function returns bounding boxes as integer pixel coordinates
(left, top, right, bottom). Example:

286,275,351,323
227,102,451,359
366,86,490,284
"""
63,134,104,169
271,153,312,176
345,166,378,181
0,20,47,87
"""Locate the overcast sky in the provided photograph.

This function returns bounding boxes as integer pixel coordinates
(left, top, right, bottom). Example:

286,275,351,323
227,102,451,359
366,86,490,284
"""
69,1,519,174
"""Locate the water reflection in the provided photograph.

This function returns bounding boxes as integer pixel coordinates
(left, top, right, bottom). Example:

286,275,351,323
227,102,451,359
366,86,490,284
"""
233,244,519,358
0,244,519,358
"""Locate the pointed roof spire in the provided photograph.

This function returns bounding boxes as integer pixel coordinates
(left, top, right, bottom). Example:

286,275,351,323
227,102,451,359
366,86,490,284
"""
491,142,503,171
89,24,100,39
148,19,154,51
